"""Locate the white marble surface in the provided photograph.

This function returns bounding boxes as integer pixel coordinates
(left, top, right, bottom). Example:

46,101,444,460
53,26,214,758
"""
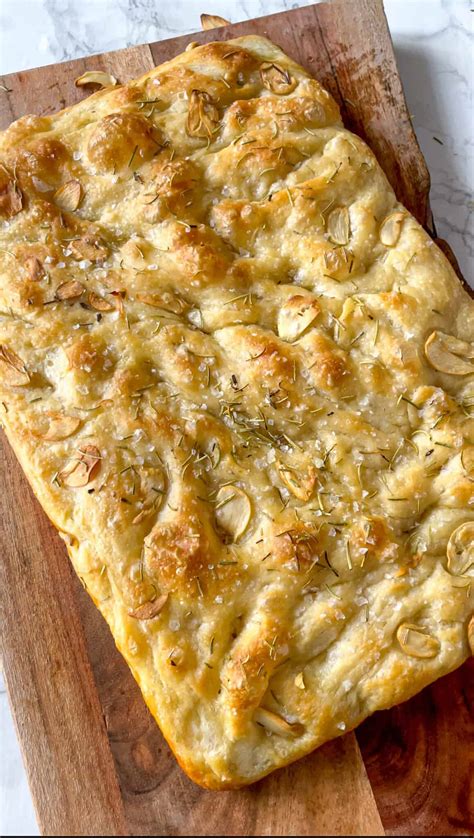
0,1,472,835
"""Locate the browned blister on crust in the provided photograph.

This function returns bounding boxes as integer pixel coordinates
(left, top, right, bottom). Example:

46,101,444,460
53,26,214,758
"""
0,34,473,790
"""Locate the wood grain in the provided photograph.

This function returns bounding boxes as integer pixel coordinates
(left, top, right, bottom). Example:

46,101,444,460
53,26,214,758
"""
77,575,383,836
358,658,474,836
0,1,428,227
0,45,156,126
0,439,128,837
0,1,471,835
146,0,430,228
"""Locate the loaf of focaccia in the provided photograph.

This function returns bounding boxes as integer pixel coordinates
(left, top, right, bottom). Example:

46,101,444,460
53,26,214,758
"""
0,35,472,788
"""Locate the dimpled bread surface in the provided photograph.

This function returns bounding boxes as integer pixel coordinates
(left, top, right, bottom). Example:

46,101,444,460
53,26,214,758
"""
0,35,473,788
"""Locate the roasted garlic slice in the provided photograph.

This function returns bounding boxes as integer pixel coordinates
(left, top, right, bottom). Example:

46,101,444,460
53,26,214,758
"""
260,62,297,95
88,292,115,312
75,70,117,89
136,292,185,314
0,345,30,386
425,331,474,375
56,280,85,301
58,444,101,488
277,295,320,342
186,90,220,138
254,707,304,738
379,211,405,247
128,593,169,620
277,461,317,502
323,246,353,280
24,256,45,282
396,623,440,658
0,178,23,218
461,446,474,476
53,180,82,212
446,522,474,576
70,234,108,262
327,206,350,246
43,414,81,441
215,484,251,541
200,13,230,29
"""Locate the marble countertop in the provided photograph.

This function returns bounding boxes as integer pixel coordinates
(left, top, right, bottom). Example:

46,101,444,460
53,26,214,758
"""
0,1,472,834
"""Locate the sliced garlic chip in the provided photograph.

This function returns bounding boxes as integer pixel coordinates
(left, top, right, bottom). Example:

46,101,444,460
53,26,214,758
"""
136,292,183,313
0,164,23,217
277,295,320,342
186,89,220,138
327,206,350,246
396,623,440,659
323,246,352,281
461,446,474,476
88,292,115,311
53,179,82,212
200,13,230,29
379,211,405,247
0,345,30,386
70,234,108,262
75,70,117,89
339,297,357,323
43,414,81,441
425,331,474,375
215,484,251,541
260,62,297,95
58,444,101,488
24,256,45,281
277,461,317,501
446,522,474,576
254,707,304,738
468,615,474,655
128,593,169,620
56,280,85,301
9,182,23,214
294,672,306,690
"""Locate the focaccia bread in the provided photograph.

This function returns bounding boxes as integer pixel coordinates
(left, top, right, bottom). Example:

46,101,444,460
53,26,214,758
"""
0,35,473,789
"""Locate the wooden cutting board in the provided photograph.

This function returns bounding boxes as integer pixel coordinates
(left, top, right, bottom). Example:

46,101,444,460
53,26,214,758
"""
0,1,472,835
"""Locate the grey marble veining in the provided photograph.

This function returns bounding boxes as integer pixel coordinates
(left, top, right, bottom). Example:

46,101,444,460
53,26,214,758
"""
0,2,472,835
0,1,471,278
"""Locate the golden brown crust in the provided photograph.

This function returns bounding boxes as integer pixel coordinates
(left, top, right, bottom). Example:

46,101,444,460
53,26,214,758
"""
0,34,472,789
